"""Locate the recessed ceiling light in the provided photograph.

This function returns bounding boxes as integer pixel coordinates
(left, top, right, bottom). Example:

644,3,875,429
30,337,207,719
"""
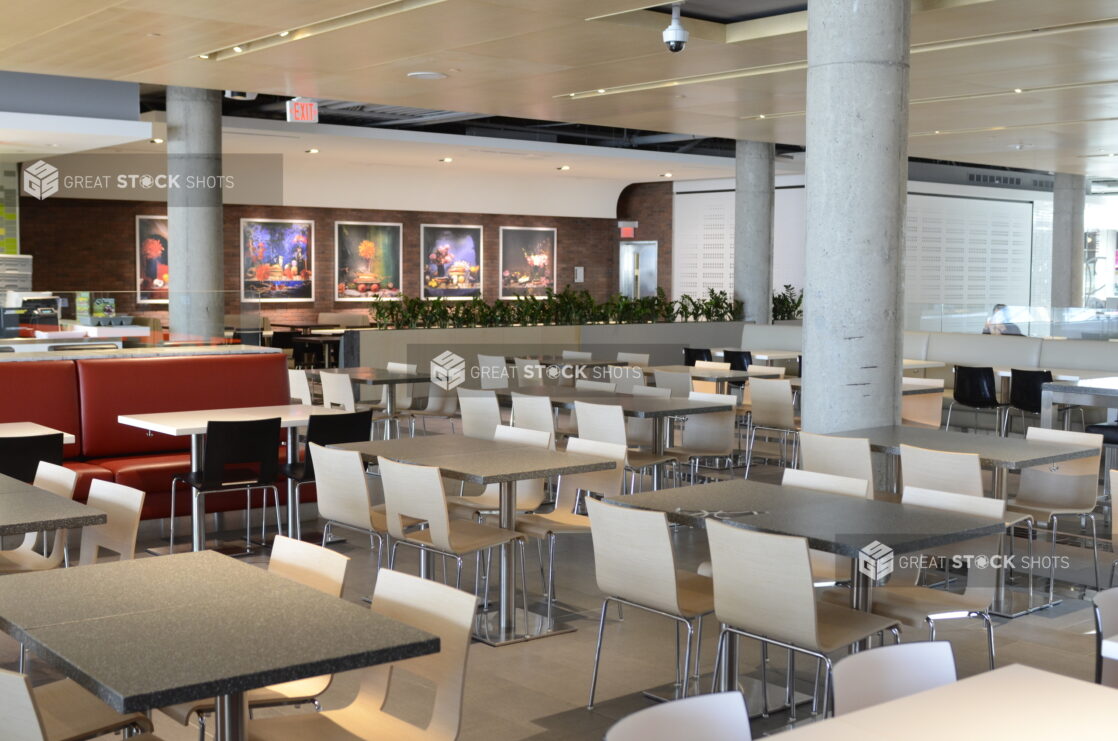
47,143,60,148
146,32,162,38
278,30,290,37
934,130,941,134
198,54,210,59
557,165,571,171
758,114,766,119
233,46,244,53
305,148,319,154
660,172,673,178
439,157,453,163
150,138,164,144
1013,88,1023,93
597,89,606,94
407,71,447,80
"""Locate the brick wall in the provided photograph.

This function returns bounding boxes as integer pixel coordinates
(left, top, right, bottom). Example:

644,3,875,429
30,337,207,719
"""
19,197,621,323
617,181,673,297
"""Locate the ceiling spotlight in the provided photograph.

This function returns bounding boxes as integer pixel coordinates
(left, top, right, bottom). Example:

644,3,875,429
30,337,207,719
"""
233,45,244,53
557,165,571,171
758,114,766,119
407,71,447,80
660,172,673,178
149,138,164,144
439,157,454,163
278,30,290,37
198,54,210,59
934,130,941,134
305,148,319,154
597,89,606,94
1013,88,1023,93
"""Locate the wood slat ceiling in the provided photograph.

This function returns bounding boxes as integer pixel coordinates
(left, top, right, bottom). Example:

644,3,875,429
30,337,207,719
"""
1,0,1117,176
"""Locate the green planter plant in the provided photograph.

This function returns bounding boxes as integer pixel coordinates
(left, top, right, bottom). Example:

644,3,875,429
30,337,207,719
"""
772,284,803,321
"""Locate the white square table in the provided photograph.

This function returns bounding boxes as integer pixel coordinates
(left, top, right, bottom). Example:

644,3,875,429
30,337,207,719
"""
335,434,616,646
118,404,344,549
0,551,438,741
0,422,76,445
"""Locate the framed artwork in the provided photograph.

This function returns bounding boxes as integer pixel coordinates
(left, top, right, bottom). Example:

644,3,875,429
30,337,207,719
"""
500,226,556,298
136,215,169,303
421,224,483,299
335,222,402,301
241,218,314,302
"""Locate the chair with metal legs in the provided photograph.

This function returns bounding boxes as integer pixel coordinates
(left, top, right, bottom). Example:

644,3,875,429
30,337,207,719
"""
832,641,957,715
586,498,714,709
1093,587,1118,688
0,462,78,573
743,378,800,477
280,410,373,531
945,365,1006,433
605,692,751,741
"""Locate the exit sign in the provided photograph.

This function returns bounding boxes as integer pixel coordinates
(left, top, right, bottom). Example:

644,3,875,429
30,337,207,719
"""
286,99,318,123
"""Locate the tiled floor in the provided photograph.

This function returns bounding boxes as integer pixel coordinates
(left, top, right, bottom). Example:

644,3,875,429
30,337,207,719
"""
0,426,1109,740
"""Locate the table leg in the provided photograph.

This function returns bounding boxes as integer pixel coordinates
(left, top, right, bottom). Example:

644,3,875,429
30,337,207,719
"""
190,434,205,552
285,427,300,541
849,561,873,651
385,385,397,440
651,417,664,489
498,480,517,636
716,632,739,692
1040,388,1055,428
214,691,247,741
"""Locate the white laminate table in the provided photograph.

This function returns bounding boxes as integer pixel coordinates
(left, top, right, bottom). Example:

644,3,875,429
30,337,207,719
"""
903,358,946,370
775,665,1118,740
0,422,76,445
118,404,344,548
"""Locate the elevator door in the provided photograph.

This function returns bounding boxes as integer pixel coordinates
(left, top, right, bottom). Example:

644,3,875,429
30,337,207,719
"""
619,241,658,298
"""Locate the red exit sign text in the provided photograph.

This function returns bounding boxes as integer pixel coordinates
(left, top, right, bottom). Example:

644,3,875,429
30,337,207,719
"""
286,99,319,123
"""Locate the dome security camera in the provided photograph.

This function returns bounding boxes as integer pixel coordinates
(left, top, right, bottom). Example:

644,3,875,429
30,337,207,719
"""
663,3,688,53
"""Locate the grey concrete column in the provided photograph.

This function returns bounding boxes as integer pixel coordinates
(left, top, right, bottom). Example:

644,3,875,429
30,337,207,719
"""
1051,172,1086,308
734,140,775,324
802,0,911,434
166,86,223,341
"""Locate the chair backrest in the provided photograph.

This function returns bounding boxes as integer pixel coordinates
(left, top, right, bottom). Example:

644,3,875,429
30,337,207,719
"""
576,379,616,392
605,692,751,741
952,365,999,408
513,357,545,388
78,480,145,565
557,438,626,512
421,380,458,415
617,352,650,366
1017,427,1102,511
833,642,956,715
384,362,417,408
626,386,669,445
288,369,314,405
25,462,79,563
631,385,670,398
748,378,795,429
723,350,753,371
300,410,374,481
694,360,730,370
899,444,983,497
476,354,510,390
692,360,730,394
201,418,281,488
1094,587,1118,686
706,518,821,647
379,457,454,549
797,433,874,496
681,392,736,455
652,370,693,398
682,347,712,366
586,498,683,614
783,468,870,498
268,534,349,596
562,350,593,361
1008,368,1053,414
574,401,627,446
511,393,556,439
307,443,378,533
0,668,48,741
493,424,552,449
320,371,358,411
457,390,500,440
361,568,478,740
608,364,646,394
0,433,63,484
493,424,552,507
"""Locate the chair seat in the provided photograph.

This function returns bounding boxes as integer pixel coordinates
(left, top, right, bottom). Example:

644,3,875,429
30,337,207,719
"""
446,491,544,517
664,445,734,462
1007,499,1094,520
0,546,55,573
627,450,675,469
675,570,715,617
484,509,590,537
399,518,521,555
811,599,900,653
828,584,989,628
181,468,274,491
809,550,852,583
368,504,421,533
248,705,430,741
162,675,331,726
280,461,310,482
1086,423,1118,445
35,678,153,741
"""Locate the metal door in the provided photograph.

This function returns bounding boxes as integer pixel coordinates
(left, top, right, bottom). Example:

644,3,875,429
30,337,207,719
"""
619,241,658,298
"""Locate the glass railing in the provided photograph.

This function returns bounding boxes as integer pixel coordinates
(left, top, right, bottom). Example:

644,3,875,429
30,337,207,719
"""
905,303,1118,340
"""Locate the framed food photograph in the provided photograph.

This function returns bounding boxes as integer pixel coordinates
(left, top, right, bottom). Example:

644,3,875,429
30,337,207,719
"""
499,226,556,298
335,222,402,301
420,224,483,299
241,218,314,302
136,215,169,303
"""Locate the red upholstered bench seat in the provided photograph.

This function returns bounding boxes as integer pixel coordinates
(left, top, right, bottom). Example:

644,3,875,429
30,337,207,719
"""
61,461,114,503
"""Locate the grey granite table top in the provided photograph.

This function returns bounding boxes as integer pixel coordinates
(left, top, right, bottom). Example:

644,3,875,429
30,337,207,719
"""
607,479,1005,558
497,386,733,418
1043,376,1118,395
644,365,778,379
788,378,943,396
0,474,106,536
334,434,617,483
314,367,432,385
832,425,1097,469
0,551,438,713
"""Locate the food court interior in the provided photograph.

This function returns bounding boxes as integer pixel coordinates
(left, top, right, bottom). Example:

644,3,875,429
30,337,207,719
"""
2,1,1118,739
